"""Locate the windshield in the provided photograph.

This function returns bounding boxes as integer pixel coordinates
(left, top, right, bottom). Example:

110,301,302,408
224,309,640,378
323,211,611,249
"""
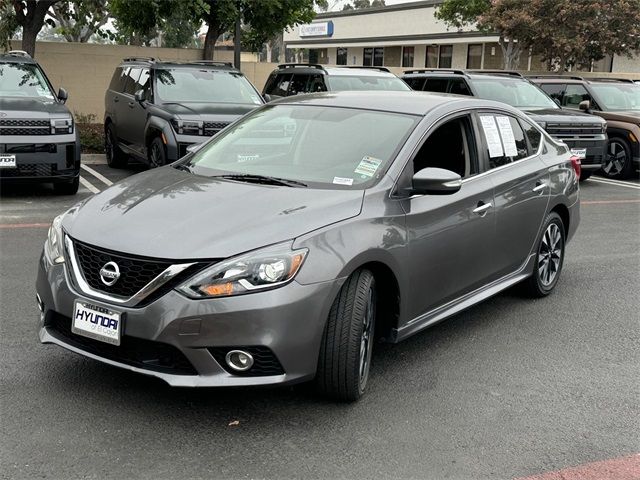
472,78,558,110
183,105,418,188
155,68,263,105
328,75,410,92
590,84,640,111
0,63,55,99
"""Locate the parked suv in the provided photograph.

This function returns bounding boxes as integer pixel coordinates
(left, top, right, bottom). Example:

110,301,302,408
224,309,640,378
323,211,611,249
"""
0,50,80,194
262,64,410,100
104,58,264,168
530,76,640,179
403,69,608,180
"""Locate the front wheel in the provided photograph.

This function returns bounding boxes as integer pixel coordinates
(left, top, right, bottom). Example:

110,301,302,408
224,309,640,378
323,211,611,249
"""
315,269,376,402
601,138,633,179
522,212,566,297
105,124,128,168
148,137,167,168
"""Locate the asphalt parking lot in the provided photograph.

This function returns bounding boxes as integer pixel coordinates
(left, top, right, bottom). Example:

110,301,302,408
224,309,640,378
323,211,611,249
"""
1,161,638,480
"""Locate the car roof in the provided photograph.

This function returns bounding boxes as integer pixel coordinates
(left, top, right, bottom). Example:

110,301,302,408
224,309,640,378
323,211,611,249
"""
273,64,397,78
269,90,522,116
402,70,528,83
119,57,241,72
528,75,637,85
0,51,37,65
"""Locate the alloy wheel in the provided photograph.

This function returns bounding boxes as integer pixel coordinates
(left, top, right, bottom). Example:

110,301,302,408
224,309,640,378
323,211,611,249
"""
149,142,162,168
359,286,375,389
603,140,628,176
538,223,563,287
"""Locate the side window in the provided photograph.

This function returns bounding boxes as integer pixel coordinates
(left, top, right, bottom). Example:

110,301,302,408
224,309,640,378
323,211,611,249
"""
135,68,151,97
563,84,591,109
108,67,125,91
423,78,449,93
538,83,565,104
520,119,542,153
412,115,478,178
404,77,426,90
122,67,141,95
288,74,310,95
449,79,471,96
478,114,529,170
308,74,327,93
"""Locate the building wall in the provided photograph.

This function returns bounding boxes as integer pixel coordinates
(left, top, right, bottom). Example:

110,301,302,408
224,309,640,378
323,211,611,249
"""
384,46,402,67
613,53,640,73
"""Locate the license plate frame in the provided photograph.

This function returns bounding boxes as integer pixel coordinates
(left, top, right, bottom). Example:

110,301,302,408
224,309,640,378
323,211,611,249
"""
72,300,122,346
570,148,587,159
0,154,17,169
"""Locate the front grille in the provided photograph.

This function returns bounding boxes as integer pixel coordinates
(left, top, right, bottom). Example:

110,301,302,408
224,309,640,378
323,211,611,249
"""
203,121,230,136
73,240,174,298
0,163,54,177
46,312,197,375
0,119,51,136
545,124,603,138
208,346,285,376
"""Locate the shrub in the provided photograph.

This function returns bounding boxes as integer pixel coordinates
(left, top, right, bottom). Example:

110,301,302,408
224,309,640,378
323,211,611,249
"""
74,112,104,154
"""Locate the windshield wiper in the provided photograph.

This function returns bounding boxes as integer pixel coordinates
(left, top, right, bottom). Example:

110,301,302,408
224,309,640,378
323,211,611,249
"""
173,163,192,173
214,174,307,188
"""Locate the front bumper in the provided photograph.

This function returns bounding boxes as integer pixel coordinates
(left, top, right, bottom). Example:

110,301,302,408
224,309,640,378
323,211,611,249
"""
0,134,80,181
556,136,607,171
36,252,342,387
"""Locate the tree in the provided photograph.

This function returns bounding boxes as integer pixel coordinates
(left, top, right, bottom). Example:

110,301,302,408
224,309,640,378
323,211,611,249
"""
0,0,20,52
342,0,385,10
9,0,60,57
49,0,109,43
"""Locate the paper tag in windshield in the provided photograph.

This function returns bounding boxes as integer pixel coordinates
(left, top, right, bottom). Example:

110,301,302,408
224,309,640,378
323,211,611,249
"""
354,156,382,177
237,154,259,163
333,176,353,186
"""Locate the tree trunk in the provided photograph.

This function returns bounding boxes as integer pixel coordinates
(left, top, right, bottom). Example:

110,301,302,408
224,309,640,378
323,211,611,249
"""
13,0,58,57
265,42,272,63
498,36,521,70
21,22,38,57
203,23,220,60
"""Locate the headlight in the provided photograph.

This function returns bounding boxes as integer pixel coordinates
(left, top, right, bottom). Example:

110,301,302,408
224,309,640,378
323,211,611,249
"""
44,214,65,264
171,119,202,135
177,242,307,299
51,117,73,134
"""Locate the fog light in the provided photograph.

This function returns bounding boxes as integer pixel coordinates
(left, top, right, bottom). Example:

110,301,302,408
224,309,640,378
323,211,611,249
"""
225,350,254,372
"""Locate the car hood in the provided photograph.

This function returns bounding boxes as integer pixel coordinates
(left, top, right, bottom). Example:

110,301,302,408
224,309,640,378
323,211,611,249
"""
598,110,640,124
159,102,259,118
0,97,71,118
63,167,364,260
524,108,606,124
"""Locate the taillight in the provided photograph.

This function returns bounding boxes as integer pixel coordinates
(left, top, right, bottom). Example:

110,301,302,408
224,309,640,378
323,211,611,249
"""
570,155,581,178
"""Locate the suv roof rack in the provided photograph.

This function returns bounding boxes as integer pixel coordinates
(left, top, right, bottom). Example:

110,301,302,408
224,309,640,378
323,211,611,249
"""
467,69,523,78
6,50,31,58
338,66,391,73
526,74,585,81
403,68,466,75
277,63,325,70
587,77,636,84
123,57,157,63
186,60,233,67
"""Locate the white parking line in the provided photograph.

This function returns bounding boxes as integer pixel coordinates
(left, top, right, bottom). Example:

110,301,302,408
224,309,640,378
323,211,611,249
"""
81,164,113,186
590,178,640,190
79,176,100,194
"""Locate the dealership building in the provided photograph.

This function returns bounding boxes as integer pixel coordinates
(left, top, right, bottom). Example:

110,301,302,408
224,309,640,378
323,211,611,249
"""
283,0,638,73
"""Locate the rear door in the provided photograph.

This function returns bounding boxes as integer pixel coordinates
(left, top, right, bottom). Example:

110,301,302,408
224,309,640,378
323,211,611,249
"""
478,112,550,277
118,67,142,151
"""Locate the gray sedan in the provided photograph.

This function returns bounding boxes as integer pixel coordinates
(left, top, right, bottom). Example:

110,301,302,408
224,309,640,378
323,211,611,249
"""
36,91,580,401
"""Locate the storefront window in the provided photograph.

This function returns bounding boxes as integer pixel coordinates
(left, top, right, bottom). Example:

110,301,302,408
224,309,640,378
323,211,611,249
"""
337,47,348,66
402,46,415,68
467,44,483,69
364,47,384,66
439,45,453,68
426,46,438,68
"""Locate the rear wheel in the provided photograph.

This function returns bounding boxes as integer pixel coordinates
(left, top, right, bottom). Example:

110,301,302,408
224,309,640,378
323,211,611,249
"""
105,124,128,168
522,212,565,297
148,137,167,168
53,176,79,195
315,269,376,402
601,138,633,179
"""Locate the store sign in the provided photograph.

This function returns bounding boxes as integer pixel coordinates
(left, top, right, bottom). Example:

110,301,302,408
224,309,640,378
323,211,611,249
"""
299,21,334,37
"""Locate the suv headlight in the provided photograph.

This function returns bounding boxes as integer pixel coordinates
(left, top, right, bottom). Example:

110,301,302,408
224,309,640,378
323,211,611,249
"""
44,214,65,264
177,242,308,299
171,119,202,135
51,117,73,134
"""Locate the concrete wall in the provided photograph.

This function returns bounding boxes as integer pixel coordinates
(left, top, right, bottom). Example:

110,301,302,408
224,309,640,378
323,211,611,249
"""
613,53,640,73
9,41,267,122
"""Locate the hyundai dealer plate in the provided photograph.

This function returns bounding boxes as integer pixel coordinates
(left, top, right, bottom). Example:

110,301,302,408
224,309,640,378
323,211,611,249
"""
0,154,16,169
570,148,587,159
72,301,122,346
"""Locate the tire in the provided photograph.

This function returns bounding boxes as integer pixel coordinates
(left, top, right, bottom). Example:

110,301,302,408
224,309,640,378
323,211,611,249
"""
315,269,376,402
521,212,566,298
105,123,128,168
579,170,592,181
601,137,633,180
53,176,79,195
148,137,167,168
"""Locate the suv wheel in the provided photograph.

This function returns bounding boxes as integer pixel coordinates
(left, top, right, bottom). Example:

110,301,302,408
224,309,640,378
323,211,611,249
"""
521,212,565,297
602,138,633,180
148,137,167,168
105,124,128,168
315,269,376,402
53,176,79,195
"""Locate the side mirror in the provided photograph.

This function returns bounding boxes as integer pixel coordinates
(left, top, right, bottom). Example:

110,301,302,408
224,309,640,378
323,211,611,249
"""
411,167,462,195
579,100,590,112
57,87,68,103
263,93,272,102
134,89,146,104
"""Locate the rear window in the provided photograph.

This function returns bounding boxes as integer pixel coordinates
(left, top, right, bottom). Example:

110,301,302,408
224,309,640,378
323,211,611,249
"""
328,75,410,92
404,77,426,90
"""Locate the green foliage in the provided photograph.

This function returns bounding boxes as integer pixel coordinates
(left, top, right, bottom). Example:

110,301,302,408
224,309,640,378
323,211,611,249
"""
342,0,385,10
50,0,109,43
434,0,490,30
0,0,20,52
74,112,103,153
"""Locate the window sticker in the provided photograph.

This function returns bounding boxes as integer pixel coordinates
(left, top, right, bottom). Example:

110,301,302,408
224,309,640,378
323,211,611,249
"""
333,176,354,186
237,154,259,163
479,116,504,158
496,116,518,157
354,156,382,177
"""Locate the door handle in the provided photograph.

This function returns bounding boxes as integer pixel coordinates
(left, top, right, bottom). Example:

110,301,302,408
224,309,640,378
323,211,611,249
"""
113,97,119,103
532,182,547,193
128,102,135,108
472,201,492,215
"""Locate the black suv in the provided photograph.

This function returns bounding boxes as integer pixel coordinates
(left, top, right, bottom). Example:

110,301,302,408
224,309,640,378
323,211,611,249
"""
104,58,264,168
530,76,640,179
403,69,608,180
0,50,80,194
262,64,410,100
